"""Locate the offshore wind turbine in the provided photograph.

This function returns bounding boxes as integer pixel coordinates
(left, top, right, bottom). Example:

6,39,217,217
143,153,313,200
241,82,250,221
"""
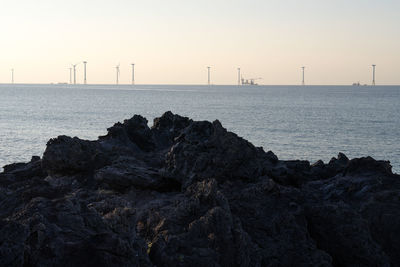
131,63,135,85
83,61,87,84
11,69,14,84
207,66,211,85
71,63,79,84
115,64,120,85
301,66,305,85
238,67,241,86
372,64,376,86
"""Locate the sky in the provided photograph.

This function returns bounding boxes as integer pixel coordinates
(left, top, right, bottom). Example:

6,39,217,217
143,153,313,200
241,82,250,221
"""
0,0,399,85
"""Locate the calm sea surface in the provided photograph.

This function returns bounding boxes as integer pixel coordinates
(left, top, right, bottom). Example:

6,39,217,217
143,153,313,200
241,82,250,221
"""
0,84,399,173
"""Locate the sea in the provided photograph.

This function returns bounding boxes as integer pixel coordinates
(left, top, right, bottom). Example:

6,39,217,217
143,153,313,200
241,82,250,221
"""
0,84,399,173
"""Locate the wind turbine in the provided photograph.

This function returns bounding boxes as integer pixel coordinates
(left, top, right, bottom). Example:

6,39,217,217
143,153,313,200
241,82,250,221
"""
83,61,87,84
237,67,241,86
207,66,211,85
372,64,376,86
71,63,80,84
131,63,135,85
115,64,120,85
11,69,14,84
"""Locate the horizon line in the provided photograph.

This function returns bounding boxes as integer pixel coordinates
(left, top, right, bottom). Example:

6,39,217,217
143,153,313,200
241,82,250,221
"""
1,83,399,87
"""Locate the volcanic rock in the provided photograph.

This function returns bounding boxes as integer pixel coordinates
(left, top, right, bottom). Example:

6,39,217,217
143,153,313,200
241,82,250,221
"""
1,111,399,267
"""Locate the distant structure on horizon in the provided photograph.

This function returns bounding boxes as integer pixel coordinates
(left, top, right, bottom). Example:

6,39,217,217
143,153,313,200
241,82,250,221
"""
237,68,241,86
207,66,211,85
115,64,120,85
241,77,261,85
131,63,135,85
3,63,385,85
72,63,79,85
83,61,87,85
372,64,376,86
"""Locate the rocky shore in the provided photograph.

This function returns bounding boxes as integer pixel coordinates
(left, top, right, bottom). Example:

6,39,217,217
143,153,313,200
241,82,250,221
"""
1,112,399,267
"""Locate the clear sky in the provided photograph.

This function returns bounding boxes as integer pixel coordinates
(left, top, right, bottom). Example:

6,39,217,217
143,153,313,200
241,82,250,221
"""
0,0,399,85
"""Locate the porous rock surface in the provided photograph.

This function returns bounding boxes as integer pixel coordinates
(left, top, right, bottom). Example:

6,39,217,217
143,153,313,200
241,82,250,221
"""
1,111,399,267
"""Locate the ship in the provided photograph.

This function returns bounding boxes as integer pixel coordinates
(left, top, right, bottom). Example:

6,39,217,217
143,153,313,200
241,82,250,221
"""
241,77,262,86
352,82,368,86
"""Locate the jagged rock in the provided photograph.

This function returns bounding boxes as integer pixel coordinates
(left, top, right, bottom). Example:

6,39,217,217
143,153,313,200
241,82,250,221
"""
344,156,393,176
42,136,105,175
329,152,349,168
304,158,400,267
102,115,155,152
0,220,29,266
165,120,275,187
306,203,390,266
135,179,261,266
151,111,192,148
94,163,180,192
1,112,399,267
222,179,333,266
1,156,44,184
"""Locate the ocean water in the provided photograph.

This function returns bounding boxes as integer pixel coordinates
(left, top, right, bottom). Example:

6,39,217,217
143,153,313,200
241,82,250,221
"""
0,84,399,173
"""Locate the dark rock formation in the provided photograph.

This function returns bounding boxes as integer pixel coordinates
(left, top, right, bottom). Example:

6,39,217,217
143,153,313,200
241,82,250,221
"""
1,112,399,267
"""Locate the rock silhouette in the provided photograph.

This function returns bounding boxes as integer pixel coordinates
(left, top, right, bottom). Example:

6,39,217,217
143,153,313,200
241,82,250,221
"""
1,111,399,267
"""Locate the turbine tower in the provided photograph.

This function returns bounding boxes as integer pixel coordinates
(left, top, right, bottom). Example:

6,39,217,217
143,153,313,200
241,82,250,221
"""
116,64,120,85
72,63,79,85
11,69,14,84
238,68,241,86
372,64,376,86
83,61,87,84
207,66,211,85
131,63,135,85
301,66,305,86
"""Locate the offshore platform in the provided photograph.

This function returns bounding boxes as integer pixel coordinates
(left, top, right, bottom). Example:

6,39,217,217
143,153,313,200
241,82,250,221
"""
241,77,262,85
